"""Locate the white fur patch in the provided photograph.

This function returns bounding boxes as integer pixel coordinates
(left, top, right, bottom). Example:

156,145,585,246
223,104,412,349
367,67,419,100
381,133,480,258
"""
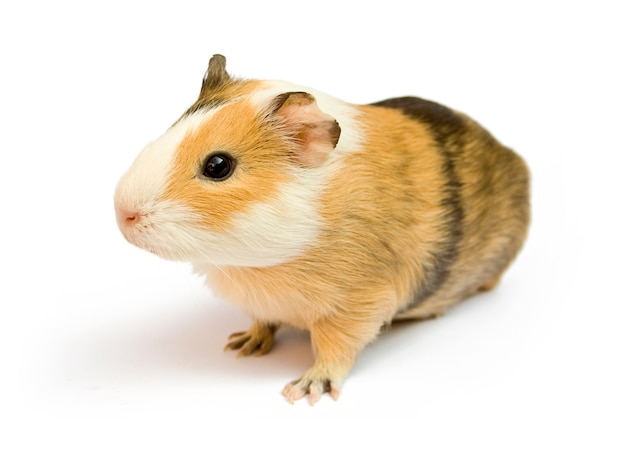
121,168,324,267
115,109,219,213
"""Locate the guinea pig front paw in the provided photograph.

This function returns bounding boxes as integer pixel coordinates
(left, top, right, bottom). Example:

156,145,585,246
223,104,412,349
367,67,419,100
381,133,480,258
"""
282,370,342,405
224,321,278,358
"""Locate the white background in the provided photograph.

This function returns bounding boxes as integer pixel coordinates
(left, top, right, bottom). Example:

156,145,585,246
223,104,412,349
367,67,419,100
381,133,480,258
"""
1,1,624,464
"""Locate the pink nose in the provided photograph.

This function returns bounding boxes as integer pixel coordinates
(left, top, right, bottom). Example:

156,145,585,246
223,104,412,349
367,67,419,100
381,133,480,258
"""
115,205,142,229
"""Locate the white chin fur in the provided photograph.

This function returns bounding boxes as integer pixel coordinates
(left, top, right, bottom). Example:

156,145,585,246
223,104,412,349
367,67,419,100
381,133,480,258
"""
121,177,323,268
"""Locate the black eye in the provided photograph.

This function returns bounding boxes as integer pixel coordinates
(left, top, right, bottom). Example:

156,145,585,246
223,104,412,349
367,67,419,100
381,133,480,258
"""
202,152,235,180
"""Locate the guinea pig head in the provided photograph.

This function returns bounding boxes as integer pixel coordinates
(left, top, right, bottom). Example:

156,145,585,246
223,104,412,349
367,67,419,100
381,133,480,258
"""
114,65,340,267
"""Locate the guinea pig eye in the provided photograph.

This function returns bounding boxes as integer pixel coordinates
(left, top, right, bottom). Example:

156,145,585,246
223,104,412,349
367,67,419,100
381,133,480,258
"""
202,152,235,180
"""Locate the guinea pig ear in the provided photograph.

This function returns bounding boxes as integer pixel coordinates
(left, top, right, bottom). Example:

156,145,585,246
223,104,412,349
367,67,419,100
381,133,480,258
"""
201,54,231,91
271,92,341,167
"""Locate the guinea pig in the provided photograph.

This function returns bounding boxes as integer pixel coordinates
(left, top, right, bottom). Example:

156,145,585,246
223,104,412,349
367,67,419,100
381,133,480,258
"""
114,54,530,405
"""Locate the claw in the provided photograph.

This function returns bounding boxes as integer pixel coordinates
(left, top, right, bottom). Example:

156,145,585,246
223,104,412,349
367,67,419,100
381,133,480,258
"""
308,382,323,405
255,336,274,357
283,381,307,404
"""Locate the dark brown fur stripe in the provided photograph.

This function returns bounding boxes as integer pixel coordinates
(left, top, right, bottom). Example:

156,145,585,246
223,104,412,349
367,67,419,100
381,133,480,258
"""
371,97,465,311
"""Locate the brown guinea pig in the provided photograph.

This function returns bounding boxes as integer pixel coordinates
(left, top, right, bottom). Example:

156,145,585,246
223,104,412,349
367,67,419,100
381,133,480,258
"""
114,54,530,405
